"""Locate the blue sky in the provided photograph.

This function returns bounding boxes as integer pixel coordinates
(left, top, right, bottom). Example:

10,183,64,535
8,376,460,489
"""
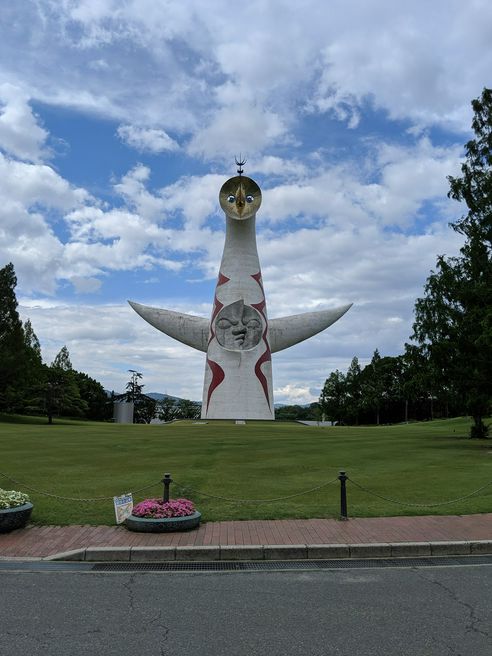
1,1,491,403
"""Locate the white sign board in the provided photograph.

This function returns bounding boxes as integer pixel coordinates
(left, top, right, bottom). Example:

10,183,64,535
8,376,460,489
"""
113,493,133,524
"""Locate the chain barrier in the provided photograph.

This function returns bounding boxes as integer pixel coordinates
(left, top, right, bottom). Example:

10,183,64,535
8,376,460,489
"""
0,471,161,503
2,467,492,509
173,478,339,504
348,476,492,508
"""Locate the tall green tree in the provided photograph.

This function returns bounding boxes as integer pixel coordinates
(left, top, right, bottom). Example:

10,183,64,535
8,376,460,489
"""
74,371,111,420
156,396,179,422
175,398,201,420
0,263,34,411
52,345,72,371
319,370,347,424
45,346,88,423
125,370,143,404
412,88,492,438
345,356,362,424
360,350,385,425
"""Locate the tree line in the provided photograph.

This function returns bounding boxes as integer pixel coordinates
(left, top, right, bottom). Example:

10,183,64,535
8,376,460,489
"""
0,263,111,422
320,88,492,438
0,264,205,423
122,369,201,423
0,266,204,424
319,350,460,427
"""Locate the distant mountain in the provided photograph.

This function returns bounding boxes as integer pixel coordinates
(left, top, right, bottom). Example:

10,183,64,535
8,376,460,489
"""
108,391,303,409
146,392,183,403
106,390,197,403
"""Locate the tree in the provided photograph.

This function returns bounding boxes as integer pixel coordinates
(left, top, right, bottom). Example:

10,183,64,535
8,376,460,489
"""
345,356,362,424
274,403,320,421
74,371,111,421
52,345,72,371
23,319,42,367
175,398,201,419
319,370,347,424
46,347,88,422
412,88,492,438
125,370,143,404
0,263,29,411
360,350,385,425
135,396,157,423
156,396,179,422
124,370,158,423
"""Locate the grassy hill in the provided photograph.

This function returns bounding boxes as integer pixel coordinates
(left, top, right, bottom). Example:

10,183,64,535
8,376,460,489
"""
0,415,490,525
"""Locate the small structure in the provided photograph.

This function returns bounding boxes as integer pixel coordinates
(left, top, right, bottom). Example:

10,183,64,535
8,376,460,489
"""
113,400,134,424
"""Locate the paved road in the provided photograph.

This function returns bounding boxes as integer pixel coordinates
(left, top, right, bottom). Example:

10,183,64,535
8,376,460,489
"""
1,563,491,655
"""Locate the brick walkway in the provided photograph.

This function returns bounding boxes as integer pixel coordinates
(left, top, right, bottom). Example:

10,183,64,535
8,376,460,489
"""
1,513,491,559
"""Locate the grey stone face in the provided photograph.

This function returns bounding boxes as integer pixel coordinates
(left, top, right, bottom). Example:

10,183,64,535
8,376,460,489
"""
215,300,262,351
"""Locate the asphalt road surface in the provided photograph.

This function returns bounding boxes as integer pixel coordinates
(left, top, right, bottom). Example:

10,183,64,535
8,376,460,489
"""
1,562,491,655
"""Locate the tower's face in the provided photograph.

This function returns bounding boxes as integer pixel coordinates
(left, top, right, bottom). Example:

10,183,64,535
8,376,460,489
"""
219,175,262,220
215,299,263,351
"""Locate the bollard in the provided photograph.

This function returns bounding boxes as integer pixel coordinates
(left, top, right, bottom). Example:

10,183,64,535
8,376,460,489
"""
162,473,173,503
338,470,348,520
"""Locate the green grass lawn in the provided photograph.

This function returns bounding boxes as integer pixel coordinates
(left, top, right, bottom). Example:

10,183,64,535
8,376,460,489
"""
0,415,491,525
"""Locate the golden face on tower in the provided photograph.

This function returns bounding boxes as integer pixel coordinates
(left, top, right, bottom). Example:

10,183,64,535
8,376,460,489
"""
219,175,262,220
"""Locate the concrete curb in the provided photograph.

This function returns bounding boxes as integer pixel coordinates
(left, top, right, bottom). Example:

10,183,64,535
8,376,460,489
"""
43,540,492,562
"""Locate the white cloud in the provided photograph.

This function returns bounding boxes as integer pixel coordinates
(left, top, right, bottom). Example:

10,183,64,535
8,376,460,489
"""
1,1,484,401
69,276,102,294
274,384,318,405
0,84,49,161
18,299,207,399
188,105,287,160
1,1,490,148
0,153,91,293
0,153,90,210
117,124,179,153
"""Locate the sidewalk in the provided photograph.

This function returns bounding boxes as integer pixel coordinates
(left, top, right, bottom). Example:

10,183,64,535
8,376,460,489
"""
1,513,491,561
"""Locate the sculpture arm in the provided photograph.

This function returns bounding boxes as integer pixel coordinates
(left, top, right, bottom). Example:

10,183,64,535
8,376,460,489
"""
128,301,209,352
269,304,352,354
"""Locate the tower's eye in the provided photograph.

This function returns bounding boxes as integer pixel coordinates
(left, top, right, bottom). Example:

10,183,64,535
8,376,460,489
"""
227,195,235,203
246,195,254,203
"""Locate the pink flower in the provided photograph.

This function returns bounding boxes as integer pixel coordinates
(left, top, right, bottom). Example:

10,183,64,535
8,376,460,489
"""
132,498,195,519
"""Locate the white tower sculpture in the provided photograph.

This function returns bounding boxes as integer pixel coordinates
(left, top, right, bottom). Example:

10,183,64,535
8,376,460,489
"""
129,162,351,420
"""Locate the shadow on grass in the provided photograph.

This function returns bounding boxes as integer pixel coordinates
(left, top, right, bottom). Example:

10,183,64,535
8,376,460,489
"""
0,413,101,426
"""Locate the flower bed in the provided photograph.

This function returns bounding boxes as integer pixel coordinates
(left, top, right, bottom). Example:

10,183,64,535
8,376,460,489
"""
0,489,33,533
0,489,30,509
132,498,195,519
125,497,201,532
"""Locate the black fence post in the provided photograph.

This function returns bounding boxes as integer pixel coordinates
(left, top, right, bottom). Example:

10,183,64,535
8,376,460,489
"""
338,470,348,521
162,473,173,502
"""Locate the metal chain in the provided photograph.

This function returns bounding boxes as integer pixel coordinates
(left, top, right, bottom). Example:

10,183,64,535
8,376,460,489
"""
0,471,161,502
348,477,492,508
173,478,339,504
5,467,490,509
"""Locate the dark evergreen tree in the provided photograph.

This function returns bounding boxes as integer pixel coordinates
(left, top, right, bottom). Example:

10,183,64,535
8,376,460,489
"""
345,356,362,424
156,396,179,422
125,370,143,404
52,345,72,371
274,403,320,421
175,398,201,419
319,370,347,424
73,371,111,421
360,349,385,425
0,263,33,411
134,396,157,423
45,347,88,422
